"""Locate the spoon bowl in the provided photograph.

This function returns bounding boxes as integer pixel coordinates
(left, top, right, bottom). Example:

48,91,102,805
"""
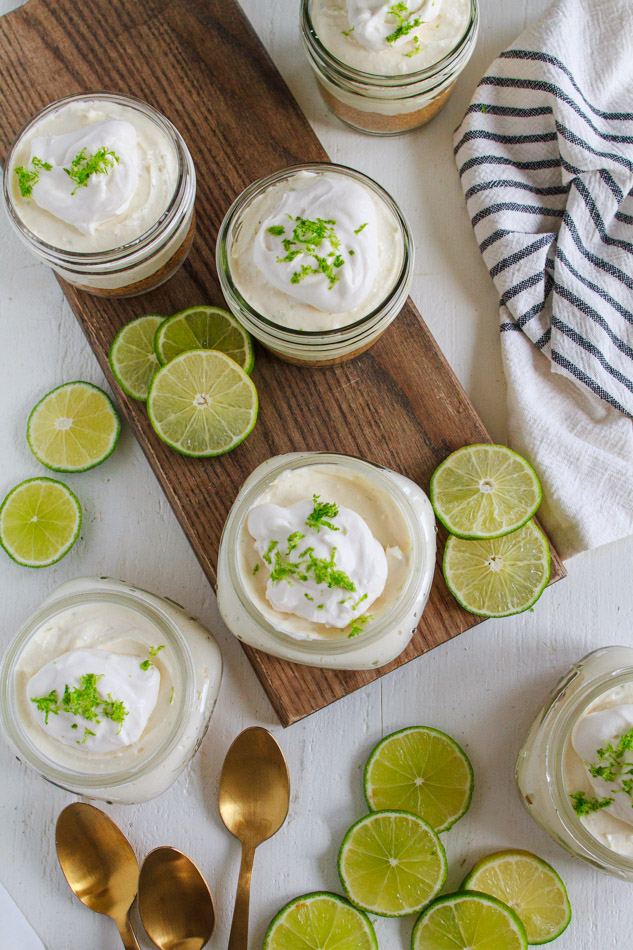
56,802,140,950
138,846,215,950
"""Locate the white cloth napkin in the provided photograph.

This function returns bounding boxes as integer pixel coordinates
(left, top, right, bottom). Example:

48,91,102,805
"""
454,0,633,559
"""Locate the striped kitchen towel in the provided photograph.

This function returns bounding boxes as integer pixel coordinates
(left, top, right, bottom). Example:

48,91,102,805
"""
454,0,633,559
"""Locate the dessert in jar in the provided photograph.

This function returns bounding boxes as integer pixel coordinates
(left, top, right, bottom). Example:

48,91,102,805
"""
516,647,633,880
216,452,436,669
0,577,222,804
301,0,479,135
2,92,196,296
217,163,413,365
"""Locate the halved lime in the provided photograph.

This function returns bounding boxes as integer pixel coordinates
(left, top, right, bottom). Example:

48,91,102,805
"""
0,478,81,568
155,305,254,373
264,892,377,950
147,349,258,457
109,314,165,400
462,850,571,945
27,381,120,473
443,521,550,618
338,810,446,917
364,727,474,832
430,444,542,539
412,892,527,950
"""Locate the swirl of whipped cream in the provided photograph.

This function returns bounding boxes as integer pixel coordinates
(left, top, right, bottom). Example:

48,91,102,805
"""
28,118,139,236
26,647,160,754
247,498,388,628
347,0,442,52
252,172,378,314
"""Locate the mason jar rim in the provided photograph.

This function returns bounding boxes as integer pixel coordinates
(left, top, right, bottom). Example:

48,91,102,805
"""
2,91,192,266
0,586,195,791
216,161,413,343
300,0,479,89
546,655,633,873
221,452,429,657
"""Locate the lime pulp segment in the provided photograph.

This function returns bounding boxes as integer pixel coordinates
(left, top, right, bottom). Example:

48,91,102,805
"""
462,850,571,945
338,810,447,917
364,726,474,831
109,314,165,400
430,444,542,539
443,521,551,618
155,305,254,373
147,349,258,457
27,381,120,473
264,892,378,950
412,892,528,950
0,477,81,568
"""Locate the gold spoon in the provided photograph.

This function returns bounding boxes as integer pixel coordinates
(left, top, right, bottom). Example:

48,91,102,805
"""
138,846,215,950
56,802,141,950
219,726,290,950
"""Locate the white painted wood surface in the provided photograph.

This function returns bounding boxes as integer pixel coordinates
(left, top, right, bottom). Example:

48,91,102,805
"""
1,1,632,947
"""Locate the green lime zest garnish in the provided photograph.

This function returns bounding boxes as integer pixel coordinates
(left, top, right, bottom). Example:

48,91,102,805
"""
263,539,278,564
267,225,285,236
342,25,355,35
348,614,373,638
287,530,306,553
404,35,421,56
573,727,633,807
31,673,128,731
305,494,340,532
269,545,356,592
14,156,52,197
570,791,614,815
252,563,260,575
79,727,97,745
140,644,165,671
269,215,347,289
354,222,368,234
385,2,422,44
64,146,120,195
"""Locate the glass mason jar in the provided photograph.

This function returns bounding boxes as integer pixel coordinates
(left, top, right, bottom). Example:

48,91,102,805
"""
0,577,222,804
516,647,633,880
3,92,196,297
216,162,413,366
300,0,479,135
216,452,436,669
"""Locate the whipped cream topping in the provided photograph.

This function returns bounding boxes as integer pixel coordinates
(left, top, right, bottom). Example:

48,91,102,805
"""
27,119,139,236
572,704,633,828
247,498,388,628
347,0,442,52
252,173,378,314
26,648,160,754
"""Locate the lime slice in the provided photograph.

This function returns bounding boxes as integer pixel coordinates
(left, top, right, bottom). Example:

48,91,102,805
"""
364,727,474,832
155,305,254,373
109,314,165,400
338,810,446,917
412,892,527,950
443,521,550,618
27,381,120,473
462,850,571,945
264,892,377,950
430,444,542,539
147,349,258,457
0,478,81,568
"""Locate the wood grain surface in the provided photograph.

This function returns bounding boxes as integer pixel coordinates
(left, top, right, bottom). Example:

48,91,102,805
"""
0,0,565,726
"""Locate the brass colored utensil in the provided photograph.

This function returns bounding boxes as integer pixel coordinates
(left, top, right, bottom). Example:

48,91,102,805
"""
138,846,215,950
55,802,140,950
219,727,290,950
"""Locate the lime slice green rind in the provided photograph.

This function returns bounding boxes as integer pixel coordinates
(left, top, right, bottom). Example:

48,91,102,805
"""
109,314,166,400
412,891,528,950
155,305,254,373
147,349,258,458
338,810,447,917
430,444,542,540
364,726,474,832
27,381,120,473
443,521,551,619
264,892,378,950
462,850,571,945
0,477,82,568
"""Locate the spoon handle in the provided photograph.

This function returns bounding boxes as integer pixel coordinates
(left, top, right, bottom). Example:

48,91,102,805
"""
116,914,141,950
228,843,255,950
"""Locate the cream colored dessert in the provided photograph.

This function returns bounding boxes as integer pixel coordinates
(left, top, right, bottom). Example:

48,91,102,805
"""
15,600,177,774
564,683,633,857
228,169,403,331
311,0,471,75
238,463,414,640
9,98,178,252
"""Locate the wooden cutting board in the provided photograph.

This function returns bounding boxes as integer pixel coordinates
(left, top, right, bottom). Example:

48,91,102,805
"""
0,0,565,726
